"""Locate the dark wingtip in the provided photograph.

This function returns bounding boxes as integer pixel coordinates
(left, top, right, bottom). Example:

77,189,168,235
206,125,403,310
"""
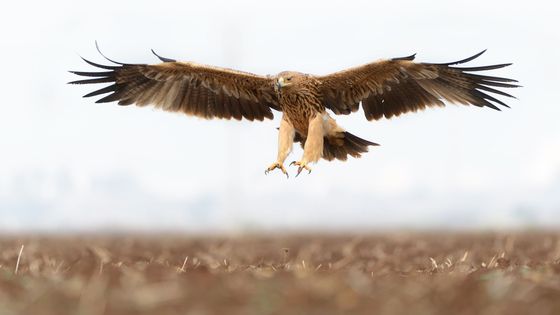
437,49,487,66
80,56,119,70
67,71,77,84
456,63,513,72
95,41,130,65
392,53,416,61
151,49,176,62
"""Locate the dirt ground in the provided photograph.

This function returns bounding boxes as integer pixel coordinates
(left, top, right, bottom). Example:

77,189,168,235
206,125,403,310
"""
1,232,559,315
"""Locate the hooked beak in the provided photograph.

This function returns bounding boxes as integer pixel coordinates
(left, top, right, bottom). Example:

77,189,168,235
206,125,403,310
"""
275,77,285,92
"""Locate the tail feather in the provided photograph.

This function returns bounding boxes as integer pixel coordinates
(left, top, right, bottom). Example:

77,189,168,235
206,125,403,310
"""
343,132,379,148
294,131,379,162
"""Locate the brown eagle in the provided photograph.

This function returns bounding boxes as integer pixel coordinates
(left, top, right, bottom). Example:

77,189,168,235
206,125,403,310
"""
70,46,518,177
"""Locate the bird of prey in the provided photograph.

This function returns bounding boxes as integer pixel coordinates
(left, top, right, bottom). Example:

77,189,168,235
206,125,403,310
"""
70,46,518,177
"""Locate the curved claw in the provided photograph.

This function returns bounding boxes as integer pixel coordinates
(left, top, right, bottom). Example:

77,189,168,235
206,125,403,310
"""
265,162,289,178
290,161,312,177
296,167,312,177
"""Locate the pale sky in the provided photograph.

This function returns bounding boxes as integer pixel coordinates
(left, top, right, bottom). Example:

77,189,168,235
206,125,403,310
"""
0,0,559,231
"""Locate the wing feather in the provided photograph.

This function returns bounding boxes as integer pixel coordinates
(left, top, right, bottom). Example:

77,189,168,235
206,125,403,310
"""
229,96,243,120
70,51,280,121
214,92,226,119
318,51,519,120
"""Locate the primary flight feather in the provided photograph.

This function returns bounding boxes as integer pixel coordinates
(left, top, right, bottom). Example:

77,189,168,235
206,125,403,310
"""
70,46,518,177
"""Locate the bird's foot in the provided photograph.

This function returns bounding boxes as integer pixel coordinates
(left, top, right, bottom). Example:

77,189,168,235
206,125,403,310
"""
265,162,289,178
289,161,312,177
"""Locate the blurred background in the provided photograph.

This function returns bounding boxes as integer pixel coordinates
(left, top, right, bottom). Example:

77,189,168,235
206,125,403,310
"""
0,0,558,232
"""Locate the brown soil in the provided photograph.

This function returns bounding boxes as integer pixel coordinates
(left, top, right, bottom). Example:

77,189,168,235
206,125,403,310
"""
1,232,560,315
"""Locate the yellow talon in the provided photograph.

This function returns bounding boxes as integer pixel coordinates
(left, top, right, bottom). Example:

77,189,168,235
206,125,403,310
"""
289,161,312,177
265,162,289,178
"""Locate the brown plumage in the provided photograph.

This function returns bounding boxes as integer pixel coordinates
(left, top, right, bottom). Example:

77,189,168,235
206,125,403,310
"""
70,47,518,177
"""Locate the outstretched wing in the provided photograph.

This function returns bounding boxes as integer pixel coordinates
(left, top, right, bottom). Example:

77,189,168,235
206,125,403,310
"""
70,49,280,121
317,50,519,120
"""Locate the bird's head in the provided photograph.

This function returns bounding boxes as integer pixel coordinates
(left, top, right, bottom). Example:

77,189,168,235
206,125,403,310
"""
275,71,305,93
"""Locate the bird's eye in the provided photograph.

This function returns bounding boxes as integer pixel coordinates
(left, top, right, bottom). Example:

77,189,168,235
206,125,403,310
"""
287,77,292,81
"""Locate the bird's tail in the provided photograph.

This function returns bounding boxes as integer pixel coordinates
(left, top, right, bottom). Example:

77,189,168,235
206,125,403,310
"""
294,131,379,161
323,131,379,161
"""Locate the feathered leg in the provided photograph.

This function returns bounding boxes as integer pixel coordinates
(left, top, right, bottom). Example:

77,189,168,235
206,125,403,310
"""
265,115,295,178
290,113,324,176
